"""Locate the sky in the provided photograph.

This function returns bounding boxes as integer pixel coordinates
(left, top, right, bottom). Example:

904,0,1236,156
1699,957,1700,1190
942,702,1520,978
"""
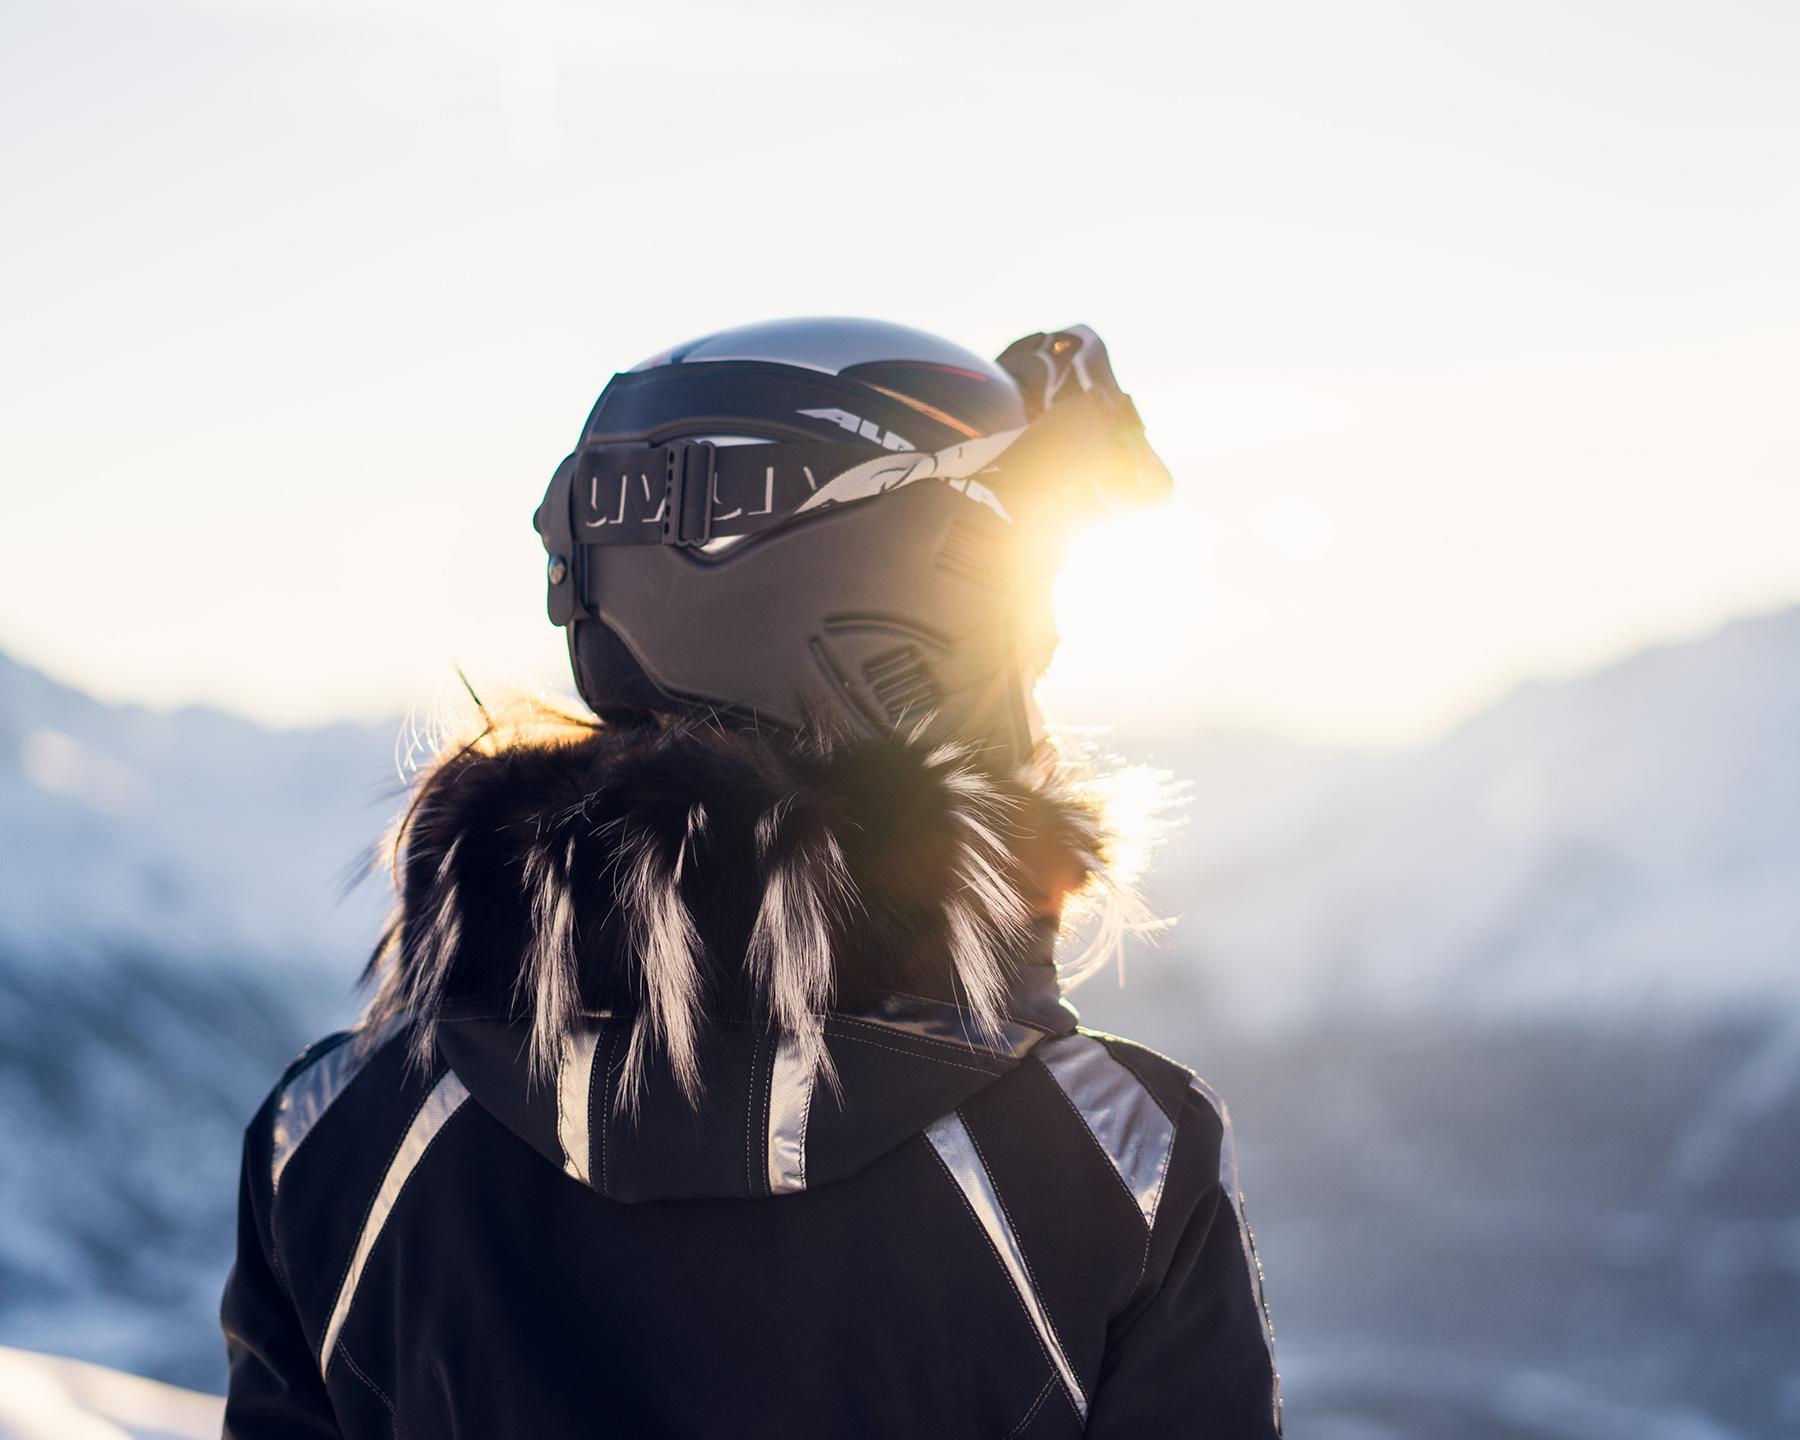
2,0,1796,748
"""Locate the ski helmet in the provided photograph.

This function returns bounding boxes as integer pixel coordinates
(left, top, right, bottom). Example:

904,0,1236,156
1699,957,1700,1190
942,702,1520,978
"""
534,317,1170,764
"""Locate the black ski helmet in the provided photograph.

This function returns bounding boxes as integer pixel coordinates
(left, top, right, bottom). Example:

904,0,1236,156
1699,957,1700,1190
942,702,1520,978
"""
535,317,1170,764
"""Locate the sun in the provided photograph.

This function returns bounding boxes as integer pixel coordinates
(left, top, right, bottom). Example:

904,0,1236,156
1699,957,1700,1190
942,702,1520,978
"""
1038,504,1214,729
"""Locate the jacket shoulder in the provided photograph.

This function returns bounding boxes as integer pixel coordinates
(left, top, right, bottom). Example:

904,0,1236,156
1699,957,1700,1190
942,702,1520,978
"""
243,1017,414,1200
1074,1030,1240,1203
1018,1028,1232,1232
1078,1030,1232,1141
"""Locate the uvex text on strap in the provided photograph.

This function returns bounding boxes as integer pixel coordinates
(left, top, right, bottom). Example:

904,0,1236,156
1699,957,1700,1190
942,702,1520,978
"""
551,392,1163,548
569,439,875,548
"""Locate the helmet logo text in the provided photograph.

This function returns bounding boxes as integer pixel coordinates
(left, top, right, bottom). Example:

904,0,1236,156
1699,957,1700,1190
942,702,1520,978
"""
797,407,914,452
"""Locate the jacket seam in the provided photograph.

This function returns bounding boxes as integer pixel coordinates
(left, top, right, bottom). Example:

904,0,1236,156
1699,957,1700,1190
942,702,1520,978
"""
795,1048,816,1191
1094,1038,1182,1127
583,1021,602,1194
264,1033,359,1288
322,1069,446,1356
830,1029,1012,1076
1002,1372,1057,1440
1131,1103,1198,1299
829,1013,1034,1061
856,987,1058,1034
961,1122,1087,1420
266,1024,405,1300
598,1021,618,1198
920,1134,1064,1394
757,1025,774,1198
1033,1054,1156,1288
1033,1051,1153,1219
262,1139,300,1307
336,1340,397,1436
745,1026,764,1198
710,1012,1011,1071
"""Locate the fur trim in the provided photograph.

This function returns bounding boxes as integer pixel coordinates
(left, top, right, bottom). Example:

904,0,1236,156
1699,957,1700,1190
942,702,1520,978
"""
359,702,1151,1109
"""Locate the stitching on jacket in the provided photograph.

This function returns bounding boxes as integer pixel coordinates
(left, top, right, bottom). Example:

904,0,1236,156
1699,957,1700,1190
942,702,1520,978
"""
1032,1054,1158,1289
795,1047,816,1191
264,1028,365,1297
1076,1038,1185,1273
324,1078,472,1372
594,1023,609,1196
920,1135,1060,1382
756,1026,772,1198
582,1022,601,1192
1095,1045,1182,1232
962,1122,1086,1419
1001,1373,1057,1440
598,1021,618,1198
323,1070,445,1351
1128,1110,1178,1296
1087,1029,1188,1130
831,1029,1009,1077
1127,1096,1217,1305
829,1014,1027,1063
860,987,1055,1035
264,1151,299,1307
708,1009,790,1194
337,1341,397,1434
1033,1053,1151,1223
745,1027,763,1198
743,1034,752,1197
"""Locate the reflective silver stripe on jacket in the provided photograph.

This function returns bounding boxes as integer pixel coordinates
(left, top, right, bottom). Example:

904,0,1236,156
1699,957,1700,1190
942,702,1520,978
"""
270,1016,406,1195
557,1023,605,1185
924,1111,1086,1422
1036,1033,1175,1230
767,995,1047,1197
766,1032,815,1195
1189,1075,1282,1431
319,1070,470,1375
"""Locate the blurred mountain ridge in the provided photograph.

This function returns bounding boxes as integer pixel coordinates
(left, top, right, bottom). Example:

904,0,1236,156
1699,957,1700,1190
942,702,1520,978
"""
0,648,399,969
1101,604,1800,1031
6,604,1796,1016
2,608,1797,1434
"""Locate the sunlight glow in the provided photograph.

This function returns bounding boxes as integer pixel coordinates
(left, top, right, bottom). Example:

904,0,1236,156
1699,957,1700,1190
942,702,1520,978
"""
1052,751,1183,990
1,1,1794,745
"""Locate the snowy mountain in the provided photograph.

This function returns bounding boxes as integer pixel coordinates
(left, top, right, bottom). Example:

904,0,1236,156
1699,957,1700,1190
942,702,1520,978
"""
0,654,398,1384
1067,608,1800,1439
1095,606,1800,1034
0,650,396,965
2,608,1797,1436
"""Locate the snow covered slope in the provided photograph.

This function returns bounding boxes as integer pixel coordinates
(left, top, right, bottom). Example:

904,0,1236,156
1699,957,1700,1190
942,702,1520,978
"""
0,1346,220,1440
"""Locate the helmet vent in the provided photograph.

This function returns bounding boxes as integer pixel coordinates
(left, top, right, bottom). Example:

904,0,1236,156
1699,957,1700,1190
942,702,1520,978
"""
935,518,1008,594
863,645,941,724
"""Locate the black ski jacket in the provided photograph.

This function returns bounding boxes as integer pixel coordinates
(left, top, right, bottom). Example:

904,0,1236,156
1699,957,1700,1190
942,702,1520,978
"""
221,721,1281,1438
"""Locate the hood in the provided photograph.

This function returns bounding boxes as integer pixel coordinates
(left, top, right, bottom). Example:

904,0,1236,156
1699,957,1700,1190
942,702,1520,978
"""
434,969,1076,1201
358,708,1121,1201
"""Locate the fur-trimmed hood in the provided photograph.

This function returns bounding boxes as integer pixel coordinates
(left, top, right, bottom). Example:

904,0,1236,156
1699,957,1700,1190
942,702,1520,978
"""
357,710,1141,1201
